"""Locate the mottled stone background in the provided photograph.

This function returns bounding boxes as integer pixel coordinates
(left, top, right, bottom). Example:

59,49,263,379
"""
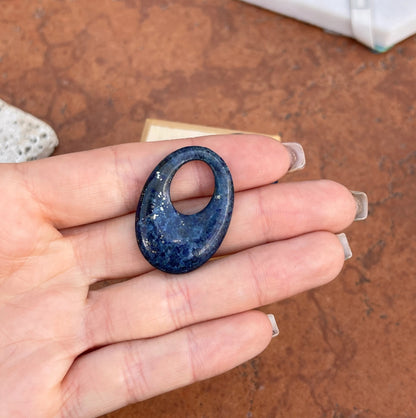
1,1,415,417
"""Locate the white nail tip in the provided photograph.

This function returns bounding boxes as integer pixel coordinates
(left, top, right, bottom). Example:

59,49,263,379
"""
282,142,306,172
267,314,280,338
336,233,352,260
351,191,368,221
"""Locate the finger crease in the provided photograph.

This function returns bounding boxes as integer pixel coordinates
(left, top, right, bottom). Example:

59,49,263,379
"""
122,341,150,404
67,233,95,283
60,374,84,418
166,276,196,331
256,187,273,243
184,326,200,383
245,250,266,306
108,145,134,214
13,163,52,224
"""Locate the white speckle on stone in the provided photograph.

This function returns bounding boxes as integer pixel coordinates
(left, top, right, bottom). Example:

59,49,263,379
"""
0,99,59,163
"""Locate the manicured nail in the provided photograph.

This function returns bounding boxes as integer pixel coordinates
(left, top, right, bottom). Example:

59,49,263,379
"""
267,314,280,338
282,142,305,172
351,191,368,221
336,233,352,260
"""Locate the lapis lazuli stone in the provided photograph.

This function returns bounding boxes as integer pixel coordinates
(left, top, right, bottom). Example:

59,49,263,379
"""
135,146,234,274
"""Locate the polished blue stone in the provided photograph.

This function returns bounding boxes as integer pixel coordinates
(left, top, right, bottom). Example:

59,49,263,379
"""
135,146,234,274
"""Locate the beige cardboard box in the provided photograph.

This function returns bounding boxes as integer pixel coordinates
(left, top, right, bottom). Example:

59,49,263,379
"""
141,119,280,142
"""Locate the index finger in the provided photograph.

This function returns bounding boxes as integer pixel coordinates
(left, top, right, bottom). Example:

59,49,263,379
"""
15,135,292,228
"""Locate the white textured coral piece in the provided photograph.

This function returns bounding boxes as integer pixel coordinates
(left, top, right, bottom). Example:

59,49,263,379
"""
0,99,59,163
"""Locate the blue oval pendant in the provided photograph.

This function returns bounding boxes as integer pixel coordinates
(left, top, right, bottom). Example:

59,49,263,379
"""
135,146,234,274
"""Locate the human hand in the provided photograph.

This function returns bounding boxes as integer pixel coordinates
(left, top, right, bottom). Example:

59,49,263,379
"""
0,135,362,417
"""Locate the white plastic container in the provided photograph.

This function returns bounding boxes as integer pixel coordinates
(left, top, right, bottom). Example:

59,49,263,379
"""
240,0,416,52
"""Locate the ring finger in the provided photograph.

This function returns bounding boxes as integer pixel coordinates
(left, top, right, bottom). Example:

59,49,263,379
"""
66,179,357,282
83,230,347,350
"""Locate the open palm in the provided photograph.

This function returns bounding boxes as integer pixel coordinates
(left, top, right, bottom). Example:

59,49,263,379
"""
0,135,357,417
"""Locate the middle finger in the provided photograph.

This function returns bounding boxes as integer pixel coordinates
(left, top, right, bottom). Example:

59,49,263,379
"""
65,179,357,282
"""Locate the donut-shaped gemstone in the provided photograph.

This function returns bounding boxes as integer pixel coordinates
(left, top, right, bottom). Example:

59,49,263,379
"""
135,146,234,274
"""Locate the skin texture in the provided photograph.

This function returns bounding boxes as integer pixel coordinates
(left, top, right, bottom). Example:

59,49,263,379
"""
0,135,357,417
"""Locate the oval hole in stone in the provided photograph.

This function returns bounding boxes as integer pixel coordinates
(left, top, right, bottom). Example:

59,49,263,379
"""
171,160,215,215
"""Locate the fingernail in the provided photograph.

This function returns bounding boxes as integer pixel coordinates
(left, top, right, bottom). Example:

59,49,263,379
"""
282,142,306,172
336,233,352,260
351,191,368,221
267,314,280,338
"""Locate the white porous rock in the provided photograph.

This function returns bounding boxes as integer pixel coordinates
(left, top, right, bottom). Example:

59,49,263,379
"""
0,99,59,163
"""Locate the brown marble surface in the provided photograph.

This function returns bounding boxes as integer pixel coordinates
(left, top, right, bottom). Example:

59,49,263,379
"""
1,1,415,417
